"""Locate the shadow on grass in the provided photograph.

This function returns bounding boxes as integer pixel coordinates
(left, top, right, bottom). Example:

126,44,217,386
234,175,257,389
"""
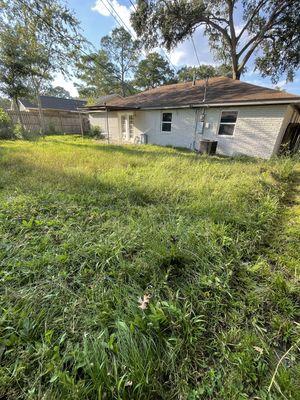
0,153,190,209
47,138,260,165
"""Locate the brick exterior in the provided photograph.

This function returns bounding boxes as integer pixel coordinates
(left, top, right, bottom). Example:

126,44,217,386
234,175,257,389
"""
89,104,296,159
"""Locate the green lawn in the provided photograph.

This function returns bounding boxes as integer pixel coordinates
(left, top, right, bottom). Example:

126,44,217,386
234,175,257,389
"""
0,135,299,399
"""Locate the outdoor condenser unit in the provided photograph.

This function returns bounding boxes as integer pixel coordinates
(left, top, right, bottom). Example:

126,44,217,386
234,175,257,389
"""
140,133,148,144
199,139,218,155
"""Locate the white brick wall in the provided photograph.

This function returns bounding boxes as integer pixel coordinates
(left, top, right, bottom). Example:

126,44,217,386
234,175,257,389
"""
89,104,292,158
202,105,288,158
134,109,196,148
89,111,120,141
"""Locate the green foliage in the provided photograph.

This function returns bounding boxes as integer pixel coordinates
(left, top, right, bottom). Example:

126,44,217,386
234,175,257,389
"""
0,25,33,102
131,0,300,82
75,50,120,98
100,27,141,96
11,123,40,141
177,64,232,81
0,107,13,139
42,86,71,99
75,27,141,98
86,126,105,139
0,136,299,399
12,123,23,139
134,52,176,90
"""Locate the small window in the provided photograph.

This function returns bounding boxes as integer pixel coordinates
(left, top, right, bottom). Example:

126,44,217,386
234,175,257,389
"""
218,111,238,136
161,112,172,133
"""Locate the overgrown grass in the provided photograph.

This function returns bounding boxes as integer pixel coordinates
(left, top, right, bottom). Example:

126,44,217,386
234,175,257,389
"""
0,135,299,399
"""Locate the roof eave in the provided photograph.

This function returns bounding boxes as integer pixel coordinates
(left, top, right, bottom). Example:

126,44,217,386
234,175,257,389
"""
83,99,300,112
83,105,140,111
192,99,300,107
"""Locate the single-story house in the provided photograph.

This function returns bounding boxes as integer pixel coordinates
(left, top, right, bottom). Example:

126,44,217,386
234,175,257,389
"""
17,96,87,112
84,77,300,159
9,96,90,134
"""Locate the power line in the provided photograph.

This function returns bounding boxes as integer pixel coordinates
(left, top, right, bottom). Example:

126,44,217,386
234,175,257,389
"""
128,0,137,11
100,0,135,38
105,0,178,74
105,0,135,38
15,0,136,95
191,35,201,68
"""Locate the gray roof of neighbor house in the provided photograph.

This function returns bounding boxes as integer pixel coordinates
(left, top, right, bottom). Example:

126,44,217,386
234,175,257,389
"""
20,96,87,111
84,77,300,111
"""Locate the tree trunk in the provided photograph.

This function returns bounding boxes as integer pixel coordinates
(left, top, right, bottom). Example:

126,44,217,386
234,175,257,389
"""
35,91,46,136
232,68,241,80
13,97,25,134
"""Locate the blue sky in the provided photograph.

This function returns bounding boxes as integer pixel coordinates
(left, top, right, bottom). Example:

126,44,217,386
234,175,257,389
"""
57,0,300,96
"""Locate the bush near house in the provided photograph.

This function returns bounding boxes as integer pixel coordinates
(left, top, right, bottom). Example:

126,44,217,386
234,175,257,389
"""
0,135,299,399
0,107,13,139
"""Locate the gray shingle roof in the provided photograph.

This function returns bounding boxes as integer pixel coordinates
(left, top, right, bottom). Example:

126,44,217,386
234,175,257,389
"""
20,96,87,111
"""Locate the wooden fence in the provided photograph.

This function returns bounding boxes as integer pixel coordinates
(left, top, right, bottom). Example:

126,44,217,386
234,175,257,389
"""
7,110,90,134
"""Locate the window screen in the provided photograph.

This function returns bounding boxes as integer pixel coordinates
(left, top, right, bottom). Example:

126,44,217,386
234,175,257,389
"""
218,111,238,136
161,113,172,133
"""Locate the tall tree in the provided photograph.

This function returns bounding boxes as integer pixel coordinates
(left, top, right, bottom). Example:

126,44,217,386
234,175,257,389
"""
131,0,300,82
101,27,141,96
0,0,83,133
177,64,232,82
134,52,176,90
42,86,71,99
75,50,120,99
0,26,33,131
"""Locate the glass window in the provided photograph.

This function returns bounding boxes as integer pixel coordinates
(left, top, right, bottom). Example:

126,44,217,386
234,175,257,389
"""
129,115,134,138
218,111,238,136
161,113,172,133
121,115,126,135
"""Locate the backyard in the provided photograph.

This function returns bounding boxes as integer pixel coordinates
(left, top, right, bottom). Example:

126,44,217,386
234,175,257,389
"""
0,135,299,399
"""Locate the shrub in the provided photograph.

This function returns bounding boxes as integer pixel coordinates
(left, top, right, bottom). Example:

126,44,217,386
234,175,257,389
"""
0,108,13,139
86,125,105,139
46,122,57,135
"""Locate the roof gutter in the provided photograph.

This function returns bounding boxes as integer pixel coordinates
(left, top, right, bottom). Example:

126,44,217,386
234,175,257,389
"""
191,99,300,108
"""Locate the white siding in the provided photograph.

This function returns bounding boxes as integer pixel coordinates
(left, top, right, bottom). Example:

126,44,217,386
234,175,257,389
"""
134,109,196,148
202,105,288,158
89,111,108,132
89,111,120,141
90,104,294,158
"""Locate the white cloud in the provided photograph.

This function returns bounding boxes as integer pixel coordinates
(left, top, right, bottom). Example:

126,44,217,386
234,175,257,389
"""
168,28,215,68
52,73,78,98
92,0,136,36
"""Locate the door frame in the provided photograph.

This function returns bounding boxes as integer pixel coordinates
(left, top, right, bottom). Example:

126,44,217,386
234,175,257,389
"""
119,113,134,142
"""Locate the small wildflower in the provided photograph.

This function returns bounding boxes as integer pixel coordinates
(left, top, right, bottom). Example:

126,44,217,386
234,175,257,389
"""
253,346,263,355
125,380,133,387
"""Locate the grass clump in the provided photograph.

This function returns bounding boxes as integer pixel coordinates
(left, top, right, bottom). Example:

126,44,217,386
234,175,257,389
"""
0,135,299,399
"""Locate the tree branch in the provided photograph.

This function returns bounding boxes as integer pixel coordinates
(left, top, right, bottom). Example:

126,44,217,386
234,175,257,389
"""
238,2,288,59
236,0,268,42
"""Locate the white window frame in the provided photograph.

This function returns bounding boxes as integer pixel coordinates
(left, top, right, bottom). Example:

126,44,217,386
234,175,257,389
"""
119,113,134,140
161,112,173,134
217,110,238,137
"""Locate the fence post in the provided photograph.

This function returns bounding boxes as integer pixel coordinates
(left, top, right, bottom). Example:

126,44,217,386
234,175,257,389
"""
59,112,64,134
79,112,84,138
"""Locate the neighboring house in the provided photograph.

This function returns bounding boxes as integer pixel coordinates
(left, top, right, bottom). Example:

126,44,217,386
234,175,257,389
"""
9,96,89,134
17,96,87,112
84,77,300,159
